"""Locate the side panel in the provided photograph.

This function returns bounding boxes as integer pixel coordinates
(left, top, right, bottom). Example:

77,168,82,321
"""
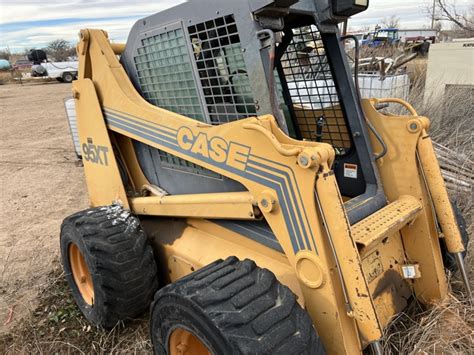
362,100,448,302
140,218,305,303
73,79,129,208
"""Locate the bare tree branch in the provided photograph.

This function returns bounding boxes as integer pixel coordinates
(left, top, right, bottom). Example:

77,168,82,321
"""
431,0,474,33
381,15,400,28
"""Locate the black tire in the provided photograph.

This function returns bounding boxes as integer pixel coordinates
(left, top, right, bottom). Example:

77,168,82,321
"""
441,202,469,272
62,72,74,83
151,256,324,354
60,205,158,328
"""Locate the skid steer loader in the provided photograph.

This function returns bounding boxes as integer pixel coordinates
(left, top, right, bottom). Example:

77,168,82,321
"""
60,0,470,353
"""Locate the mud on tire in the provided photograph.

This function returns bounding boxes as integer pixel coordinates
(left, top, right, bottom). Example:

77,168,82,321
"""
60,205,158,328
151,256,324,354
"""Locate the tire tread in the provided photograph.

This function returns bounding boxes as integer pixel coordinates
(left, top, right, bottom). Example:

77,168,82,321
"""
152,257,324,354
61,206,158,328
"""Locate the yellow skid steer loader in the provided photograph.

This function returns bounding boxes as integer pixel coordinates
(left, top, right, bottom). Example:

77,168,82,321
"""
60,0,470,353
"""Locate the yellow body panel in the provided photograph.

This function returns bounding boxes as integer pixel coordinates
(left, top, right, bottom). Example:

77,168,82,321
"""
72,29,465,354
362,100,449,302
73,79,129,208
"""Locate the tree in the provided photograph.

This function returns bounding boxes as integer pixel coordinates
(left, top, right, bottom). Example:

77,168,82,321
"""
427,0,474,34
0,49,11,60
46,39,75,61
381,15,400,28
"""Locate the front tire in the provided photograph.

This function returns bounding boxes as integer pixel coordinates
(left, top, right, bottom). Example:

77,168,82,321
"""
151,257,324,354
60,205,158,328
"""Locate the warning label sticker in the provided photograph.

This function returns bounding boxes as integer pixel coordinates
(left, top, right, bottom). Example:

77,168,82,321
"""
344,163,358,179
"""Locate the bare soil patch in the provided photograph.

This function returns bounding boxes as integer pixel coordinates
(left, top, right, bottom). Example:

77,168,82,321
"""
0,82,88,335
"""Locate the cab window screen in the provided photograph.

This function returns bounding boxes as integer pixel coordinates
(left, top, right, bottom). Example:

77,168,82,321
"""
279,25,352,155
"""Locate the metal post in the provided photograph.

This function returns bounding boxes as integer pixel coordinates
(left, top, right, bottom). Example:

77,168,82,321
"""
455,252,472,299
342,19,348,36
371,340,384,355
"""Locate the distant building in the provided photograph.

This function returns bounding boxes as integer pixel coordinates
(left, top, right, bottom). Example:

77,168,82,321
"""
424,39,474,117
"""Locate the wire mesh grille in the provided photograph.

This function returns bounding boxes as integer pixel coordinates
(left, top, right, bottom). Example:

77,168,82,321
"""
135,26,220,178
279,25,351,154
134,27,205,121
156,149,221,178
188,15,257,124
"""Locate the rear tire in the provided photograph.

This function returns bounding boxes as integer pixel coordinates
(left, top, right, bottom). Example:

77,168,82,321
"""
151,256,324,354
60,205,158,328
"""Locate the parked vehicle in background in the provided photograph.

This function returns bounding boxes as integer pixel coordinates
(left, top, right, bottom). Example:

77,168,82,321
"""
399,29,437,55
12,59,33,71
361,28,400,47
361,28,437,55
398,29,437,43
32,61,78,83
26,48,78,83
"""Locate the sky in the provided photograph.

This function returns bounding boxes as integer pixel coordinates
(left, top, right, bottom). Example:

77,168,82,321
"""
0,0,471,53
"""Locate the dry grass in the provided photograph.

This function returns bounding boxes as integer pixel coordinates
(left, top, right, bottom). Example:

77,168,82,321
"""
0,261,152,354
382,292,473,354
0,69,57,85
0,72,14,85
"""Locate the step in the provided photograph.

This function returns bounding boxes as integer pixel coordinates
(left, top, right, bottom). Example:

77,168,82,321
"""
351,195,423,250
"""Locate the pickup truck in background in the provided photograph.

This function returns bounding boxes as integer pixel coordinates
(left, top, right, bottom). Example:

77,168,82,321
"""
32,61,79,83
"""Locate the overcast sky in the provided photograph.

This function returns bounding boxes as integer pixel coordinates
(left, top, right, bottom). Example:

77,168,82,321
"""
0,0,471,52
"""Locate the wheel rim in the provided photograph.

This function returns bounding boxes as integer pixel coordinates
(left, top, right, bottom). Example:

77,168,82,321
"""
69,243,94,305
169,328,211,355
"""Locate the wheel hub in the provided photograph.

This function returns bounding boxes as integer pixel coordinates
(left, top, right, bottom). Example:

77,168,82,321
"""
169,328,210,355
69,243,94,305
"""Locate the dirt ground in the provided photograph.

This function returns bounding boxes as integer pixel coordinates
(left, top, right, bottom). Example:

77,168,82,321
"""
0,82,88,335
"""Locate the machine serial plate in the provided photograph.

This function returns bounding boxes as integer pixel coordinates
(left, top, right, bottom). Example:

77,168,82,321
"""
362,251,384,283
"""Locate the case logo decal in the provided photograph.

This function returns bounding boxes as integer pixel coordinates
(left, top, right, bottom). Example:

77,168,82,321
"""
177,127,250,171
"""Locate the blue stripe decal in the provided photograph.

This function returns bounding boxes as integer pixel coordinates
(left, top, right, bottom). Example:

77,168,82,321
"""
105,115,178,147
249,154,318,252
248,157,316,252
104,107,178,133
103,108,315,254
246,165,304,251
105,112,177,142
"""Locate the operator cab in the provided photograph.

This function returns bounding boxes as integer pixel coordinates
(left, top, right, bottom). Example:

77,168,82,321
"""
121,0,386,225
